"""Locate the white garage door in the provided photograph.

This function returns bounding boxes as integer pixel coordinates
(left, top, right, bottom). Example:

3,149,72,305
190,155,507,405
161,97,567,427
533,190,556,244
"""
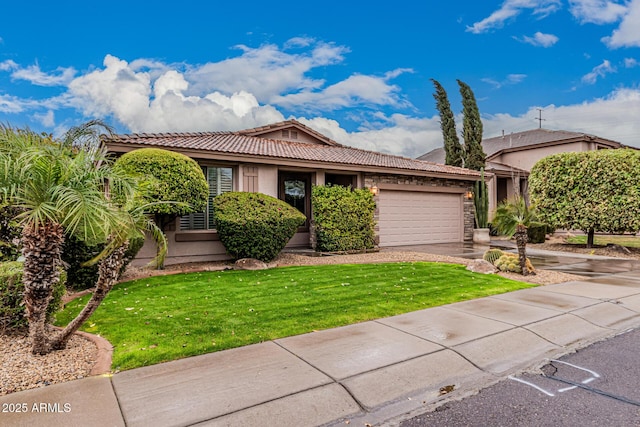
378,190,463,246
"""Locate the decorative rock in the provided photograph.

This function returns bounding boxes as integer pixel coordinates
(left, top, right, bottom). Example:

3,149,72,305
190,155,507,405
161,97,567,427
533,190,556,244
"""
466,259,498,274
234,258,268,270
606,243,632,255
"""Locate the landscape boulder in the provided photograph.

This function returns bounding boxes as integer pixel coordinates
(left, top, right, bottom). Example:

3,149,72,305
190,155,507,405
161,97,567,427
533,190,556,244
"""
234,258,268,271
466,259,498,274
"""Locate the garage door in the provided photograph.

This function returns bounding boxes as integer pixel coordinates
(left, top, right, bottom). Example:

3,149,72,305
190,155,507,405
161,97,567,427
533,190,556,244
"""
378,190,463,246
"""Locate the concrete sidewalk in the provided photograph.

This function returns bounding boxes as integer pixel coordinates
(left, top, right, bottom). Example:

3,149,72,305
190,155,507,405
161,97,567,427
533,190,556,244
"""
3,256,640,427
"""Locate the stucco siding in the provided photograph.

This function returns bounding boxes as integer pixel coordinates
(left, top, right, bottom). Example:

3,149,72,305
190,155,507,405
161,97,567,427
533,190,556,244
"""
499,141,591,171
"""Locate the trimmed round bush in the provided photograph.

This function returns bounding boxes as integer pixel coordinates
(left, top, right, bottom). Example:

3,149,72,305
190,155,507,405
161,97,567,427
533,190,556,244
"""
1,261,66,332
113,148,208,217
213,192,306,262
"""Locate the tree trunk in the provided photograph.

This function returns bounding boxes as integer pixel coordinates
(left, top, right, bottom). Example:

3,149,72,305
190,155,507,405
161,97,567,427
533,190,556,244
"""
154,213,171,270
50,242,129,351
21,222,65,355
586,229,595,248
514,224,529,276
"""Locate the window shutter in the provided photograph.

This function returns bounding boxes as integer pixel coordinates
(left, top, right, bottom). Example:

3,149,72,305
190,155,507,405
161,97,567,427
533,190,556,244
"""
243,166,258,192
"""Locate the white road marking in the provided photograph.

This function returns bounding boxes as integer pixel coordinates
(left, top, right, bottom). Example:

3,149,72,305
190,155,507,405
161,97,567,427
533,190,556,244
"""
511,361,602,397
550,359,601,379
508,375,555,397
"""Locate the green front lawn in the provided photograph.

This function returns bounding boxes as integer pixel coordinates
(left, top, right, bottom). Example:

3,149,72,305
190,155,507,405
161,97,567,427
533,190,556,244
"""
566,235,640,248
56,262,532,370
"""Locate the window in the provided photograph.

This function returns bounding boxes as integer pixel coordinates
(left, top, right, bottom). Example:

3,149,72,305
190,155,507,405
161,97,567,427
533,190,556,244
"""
281,129,290,138
325,173,356,188
180,166,233,230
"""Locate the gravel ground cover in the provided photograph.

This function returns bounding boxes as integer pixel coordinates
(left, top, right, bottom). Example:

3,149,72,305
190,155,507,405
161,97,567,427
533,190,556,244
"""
0,248,589,396
0,328,96,396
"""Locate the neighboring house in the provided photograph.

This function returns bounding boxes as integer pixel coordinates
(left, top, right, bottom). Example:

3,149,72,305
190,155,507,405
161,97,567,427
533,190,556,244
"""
418,128,624,215
104,119,482,266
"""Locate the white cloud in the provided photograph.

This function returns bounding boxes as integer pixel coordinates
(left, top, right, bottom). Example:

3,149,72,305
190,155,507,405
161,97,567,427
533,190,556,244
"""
67,54,285,133
33,110,55,127
569,0,628,24
581,59,616,84
483,87,640,149
624,57,639,67
482,74,527,89
602,0,640,47
185,40,348,103
272,70,411,112
10,63,76,86
57,39,409,134
304,86,640,157
521,31,559,47
0,60,18,72
0,94,26,113
467,0,562,34
299,114,443,159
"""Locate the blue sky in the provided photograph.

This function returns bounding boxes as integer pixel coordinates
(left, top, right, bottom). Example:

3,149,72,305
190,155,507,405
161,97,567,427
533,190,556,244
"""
1,0,639,158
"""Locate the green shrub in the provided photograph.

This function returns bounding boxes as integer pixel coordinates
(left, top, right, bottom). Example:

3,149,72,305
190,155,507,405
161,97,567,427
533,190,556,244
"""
0,261,66,332
527,224,548,244
62,235,145,291
113,148,208,217
213,192,306,262
0,205,21,262
483,249,504,265
312,185,376,252
530,149,640,245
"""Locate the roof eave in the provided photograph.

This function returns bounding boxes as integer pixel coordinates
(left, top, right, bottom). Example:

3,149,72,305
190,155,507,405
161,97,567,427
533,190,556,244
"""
104,141,482,181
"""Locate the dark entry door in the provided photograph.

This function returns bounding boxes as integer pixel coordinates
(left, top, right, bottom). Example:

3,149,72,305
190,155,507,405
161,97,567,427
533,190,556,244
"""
278,172,311,230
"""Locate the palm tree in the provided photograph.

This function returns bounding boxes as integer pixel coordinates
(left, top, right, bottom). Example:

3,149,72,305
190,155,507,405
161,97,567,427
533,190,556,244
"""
0,122,166,354
492,196,539,276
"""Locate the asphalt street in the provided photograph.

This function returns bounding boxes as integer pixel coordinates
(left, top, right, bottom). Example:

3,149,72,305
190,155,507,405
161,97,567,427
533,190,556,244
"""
400,327,640,427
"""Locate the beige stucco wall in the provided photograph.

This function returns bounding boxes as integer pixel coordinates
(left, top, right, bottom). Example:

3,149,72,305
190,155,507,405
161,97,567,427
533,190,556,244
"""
256,164,278,197
256,129,326,145
132,163,364,266
495,141,591,171
131,161,477,265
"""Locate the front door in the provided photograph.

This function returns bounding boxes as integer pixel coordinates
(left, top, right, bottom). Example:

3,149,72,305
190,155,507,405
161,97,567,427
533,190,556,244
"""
279,172,311,230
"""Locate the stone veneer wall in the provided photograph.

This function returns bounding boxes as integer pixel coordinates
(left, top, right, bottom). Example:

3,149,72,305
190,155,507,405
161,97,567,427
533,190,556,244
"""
364,173,476,243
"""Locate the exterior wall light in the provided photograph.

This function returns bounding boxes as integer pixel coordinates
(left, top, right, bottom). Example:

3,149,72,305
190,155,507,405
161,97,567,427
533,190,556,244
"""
465,191,474,199
369,185,379,196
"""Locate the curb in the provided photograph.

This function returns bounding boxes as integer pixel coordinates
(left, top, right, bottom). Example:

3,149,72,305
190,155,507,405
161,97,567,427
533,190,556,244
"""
74,330,113,376
50,326,113,376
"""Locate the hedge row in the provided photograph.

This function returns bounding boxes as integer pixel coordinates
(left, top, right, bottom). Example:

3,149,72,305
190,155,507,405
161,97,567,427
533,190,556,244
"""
0,262,66,332
312,185,376,252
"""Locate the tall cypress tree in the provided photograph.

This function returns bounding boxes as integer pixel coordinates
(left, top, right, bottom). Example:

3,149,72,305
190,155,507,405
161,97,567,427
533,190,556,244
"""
431,79,463,167
457,79,486,171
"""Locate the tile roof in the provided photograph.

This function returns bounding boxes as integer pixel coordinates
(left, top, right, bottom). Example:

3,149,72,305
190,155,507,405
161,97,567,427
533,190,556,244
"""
104,131,481,178
417,128,623,163
481,128,621,156
237,119,341,146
